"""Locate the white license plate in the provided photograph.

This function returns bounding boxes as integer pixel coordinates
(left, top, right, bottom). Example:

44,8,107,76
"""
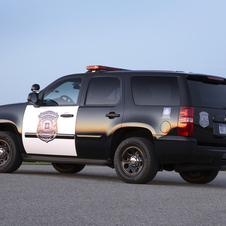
219,124,226,134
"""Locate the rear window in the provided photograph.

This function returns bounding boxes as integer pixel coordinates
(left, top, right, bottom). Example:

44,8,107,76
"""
188,80,226,108
131,76,180,106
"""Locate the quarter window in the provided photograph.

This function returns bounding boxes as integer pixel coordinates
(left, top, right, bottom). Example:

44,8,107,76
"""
85,77,121,105
131,76,179,105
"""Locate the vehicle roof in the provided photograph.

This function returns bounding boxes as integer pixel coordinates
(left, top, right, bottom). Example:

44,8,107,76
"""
50,69,226,87
84,69,222,78
40,69,226,94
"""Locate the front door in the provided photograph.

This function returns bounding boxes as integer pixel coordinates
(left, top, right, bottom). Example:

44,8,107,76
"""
22,77,82,156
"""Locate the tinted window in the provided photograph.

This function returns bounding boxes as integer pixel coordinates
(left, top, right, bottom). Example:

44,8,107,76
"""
43,78,82,106
85,77,120,105
188,80,226,108
131,76,179,105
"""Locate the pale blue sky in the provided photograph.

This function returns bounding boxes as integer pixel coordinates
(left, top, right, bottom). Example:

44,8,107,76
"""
1,0,226,105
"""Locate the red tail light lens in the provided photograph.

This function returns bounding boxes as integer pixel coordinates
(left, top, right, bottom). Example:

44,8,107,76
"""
177,107,194,137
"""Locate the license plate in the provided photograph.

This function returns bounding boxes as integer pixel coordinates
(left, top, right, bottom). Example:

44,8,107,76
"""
219,124,226,134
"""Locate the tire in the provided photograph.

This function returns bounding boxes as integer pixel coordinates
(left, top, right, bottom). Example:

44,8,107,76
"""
0,132,22,173
52,163,85,174
114,137,159,184
179,170,219,184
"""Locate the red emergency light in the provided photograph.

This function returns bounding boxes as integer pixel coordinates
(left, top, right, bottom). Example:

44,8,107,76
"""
86,65,124,72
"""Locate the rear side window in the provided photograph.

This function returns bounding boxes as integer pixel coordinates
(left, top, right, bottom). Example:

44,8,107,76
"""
188,80,226,108
131,76,180,105
85,77,121,105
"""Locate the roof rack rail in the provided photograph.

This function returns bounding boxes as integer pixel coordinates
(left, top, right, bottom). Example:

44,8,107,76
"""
86,65,125,73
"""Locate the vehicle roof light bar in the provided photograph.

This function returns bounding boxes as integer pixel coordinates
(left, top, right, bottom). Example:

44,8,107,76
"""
86,65,124,73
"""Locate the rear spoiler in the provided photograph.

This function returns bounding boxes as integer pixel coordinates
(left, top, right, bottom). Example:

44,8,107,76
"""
187,75,226,85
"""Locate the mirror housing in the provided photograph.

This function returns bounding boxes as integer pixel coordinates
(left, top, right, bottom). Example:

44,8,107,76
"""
31,84,40,92
28,84,41,106
27,92,38,104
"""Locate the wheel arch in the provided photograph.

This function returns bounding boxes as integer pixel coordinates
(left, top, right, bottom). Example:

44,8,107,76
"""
0,121,19,134
109,126,156,161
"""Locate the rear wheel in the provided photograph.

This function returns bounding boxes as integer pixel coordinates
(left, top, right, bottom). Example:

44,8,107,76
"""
114,137,159,184
0,132,22,173
179,170,219,184
52,163,85,174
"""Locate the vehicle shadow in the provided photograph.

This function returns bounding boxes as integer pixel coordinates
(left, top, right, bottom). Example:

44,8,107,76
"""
149,171,226,188
14,165,226,188
15,165,120,182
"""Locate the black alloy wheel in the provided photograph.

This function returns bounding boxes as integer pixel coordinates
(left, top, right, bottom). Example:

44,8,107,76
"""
0,132,22,173
114,137,159,184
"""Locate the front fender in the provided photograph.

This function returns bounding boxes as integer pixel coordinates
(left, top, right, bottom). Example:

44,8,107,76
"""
0,102,28,134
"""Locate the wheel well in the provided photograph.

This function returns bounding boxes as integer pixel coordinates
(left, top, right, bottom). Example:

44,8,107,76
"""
110,127,155,160
0,123,25,154
0,123,18,134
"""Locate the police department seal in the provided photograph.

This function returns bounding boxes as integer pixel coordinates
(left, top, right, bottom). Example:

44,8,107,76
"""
199,111,209,128
37,111,59,143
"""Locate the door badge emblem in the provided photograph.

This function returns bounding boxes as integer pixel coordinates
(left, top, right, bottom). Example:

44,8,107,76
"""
37,111,59,143
199,111,209,128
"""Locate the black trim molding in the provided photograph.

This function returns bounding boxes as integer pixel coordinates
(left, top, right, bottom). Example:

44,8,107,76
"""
25,133,75,139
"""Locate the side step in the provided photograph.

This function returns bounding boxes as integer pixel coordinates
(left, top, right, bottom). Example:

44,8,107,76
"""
22,154,113,167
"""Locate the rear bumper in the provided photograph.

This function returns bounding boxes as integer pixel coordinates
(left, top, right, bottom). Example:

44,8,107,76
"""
154,136,226,168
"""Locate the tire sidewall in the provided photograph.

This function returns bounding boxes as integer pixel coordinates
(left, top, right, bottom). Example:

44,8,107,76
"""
179,170,219,184
114,137,158,184
0,132,22,173
52,163,85,174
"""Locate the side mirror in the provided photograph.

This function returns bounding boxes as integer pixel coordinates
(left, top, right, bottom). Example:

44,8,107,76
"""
31,84,40,92
27,92,38,104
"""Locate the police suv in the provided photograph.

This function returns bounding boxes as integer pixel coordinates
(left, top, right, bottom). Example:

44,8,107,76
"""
1,65,226,184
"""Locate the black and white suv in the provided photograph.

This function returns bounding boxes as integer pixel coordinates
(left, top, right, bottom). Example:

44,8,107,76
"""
1,65,226,184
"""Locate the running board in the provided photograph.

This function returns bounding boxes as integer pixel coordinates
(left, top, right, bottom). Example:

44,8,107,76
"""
22,154,113,166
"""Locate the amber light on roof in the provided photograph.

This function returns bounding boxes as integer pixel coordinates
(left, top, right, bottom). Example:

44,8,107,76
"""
86,65,123,71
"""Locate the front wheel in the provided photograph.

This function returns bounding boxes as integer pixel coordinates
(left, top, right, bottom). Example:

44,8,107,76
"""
114,137,159,184
0,132,22,173
179,170,219,184
52,163,85,174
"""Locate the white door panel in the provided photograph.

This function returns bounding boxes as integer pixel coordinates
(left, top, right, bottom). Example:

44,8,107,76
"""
22,105,78,156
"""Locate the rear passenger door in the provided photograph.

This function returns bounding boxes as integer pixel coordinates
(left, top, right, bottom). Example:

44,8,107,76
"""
75,75,124,159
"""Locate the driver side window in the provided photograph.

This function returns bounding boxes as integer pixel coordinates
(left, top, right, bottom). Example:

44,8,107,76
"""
43,78,82,106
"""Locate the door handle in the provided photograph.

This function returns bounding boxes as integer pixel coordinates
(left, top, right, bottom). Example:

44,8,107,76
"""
105,112,120,119
60,114,74,118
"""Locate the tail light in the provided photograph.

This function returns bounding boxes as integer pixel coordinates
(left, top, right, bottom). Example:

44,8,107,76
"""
177,107,194,137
